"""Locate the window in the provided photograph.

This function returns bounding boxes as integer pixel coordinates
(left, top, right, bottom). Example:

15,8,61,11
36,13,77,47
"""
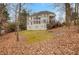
34,20,40,24
38,20,40,24
34,20,36,24
43,19,46,23
33,17,41,24
49,16,53,20
31,22,32,25
36,21,38,24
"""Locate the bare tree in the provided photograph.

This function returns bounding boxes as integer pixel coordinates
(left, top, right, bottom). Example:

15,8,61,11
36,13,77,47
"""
7,4,21,41
7,3,27,41
65,3,71,26
16,3,21,41
74,4,79,25
12,4,22,41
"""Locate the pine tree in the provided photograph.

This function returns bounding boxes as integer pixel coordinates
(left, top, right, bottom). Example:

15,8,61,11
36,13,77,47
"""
19,9,28,30
0,3,9,36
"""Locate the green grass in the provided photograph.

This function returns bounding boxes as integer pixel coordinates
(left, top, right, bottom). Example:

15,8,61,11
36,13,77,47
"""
20,30,53,44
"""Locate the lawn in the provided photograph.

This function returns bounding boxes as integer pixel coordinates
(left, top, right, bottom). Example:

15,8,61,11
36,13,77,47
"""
20,30,53,44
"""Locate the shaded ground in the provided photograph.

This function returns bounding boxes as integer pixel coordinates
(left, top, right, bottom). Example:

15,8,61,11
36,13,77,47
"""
0,25,79,55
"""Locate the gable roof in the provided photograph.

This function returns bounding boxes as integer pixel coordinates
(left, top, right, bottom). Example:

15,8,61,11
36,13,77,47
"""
31,11,56,16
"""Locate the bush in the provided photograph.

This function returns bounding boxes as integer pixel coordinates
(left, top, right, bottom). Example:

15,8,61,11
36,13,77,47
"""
7,22,16,32
47,21,64,29
19,24,26,30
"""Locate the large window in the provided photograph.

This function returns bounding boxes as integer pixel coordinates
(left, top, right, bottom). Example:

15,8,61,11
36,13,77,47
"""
33,17,41,24
34,20,40,24
31,22,32,25
43,19,46,23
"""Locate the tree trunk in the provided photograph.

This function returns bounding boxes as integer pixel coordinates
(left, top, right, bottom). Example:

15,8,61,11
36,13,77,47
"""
65,3,71,27
16,4,21,41
75,4,79,25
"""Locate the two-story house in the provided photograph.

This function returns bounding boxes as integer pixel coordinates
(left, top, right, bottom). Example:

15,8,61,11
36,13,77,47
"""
27,11,56,30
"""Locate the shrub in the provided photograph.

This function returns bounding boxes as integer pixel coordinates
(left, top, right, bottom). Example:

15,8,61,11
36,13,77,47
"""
47,21,64,29
7,22,16,32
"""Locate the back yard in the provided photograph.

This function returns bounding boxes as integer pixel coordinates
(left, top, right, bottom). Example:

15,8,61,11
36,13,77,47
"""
0,26,79,55
20,30,53,44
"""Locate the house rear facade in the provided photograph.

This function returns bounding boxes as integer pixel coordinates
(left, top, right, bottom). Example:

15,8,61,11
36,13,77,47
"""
27,11,56,30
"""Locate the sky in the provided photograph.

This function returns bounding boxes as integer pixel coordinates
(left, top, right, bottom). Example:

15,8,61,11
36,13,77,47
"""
9,3,65,23
26,3,65,22
26,3,55,13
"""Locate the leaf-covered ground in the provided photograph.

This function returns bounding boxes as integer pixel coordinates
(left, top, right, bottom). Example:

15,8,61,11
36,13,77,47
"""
0,25,79,55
